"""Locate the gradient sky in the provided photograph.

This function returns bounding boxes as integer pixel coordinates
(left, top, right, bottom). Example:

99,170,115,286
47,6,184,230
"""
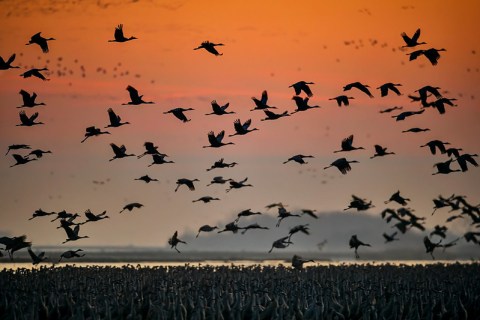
0,0,479,253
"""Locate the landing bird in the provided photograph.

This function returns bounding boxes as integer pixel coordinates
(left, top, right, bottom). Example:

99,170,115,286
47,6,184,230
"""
454,153,478,172
0,53,19,70
251,90,276,111
283,154,314,165
268,236,293,253
289,81,314,97
402,127,430,133
137,142,166,159
109,143,135,161
379,106,403,113
20,68,49,80
168,231,187,253
206,158,237,171
235,209,262,222
226,177,252,192
385,191,410,206
28,247,47,265
261,109,290,121
370,145,395,159
196,225,218,238
407,48,446,66
229,119,258,136
377,83,402,97
194,41,224,56
301,209,318,219
288,224,310,241
383,232,399,243
28,209,55,220
276,207,300,227
6,144,31,155
241,223,269,234
120,202,144,213
329,95,354,107
135,175,159,183
164,108,194,122
420,140,450,155
203,130,234,148
105,108,129,128
423,236,442,259
430,225,448,239
344,195,374,211
391,109,425,121
218,221,244,234
58,249,85,262
324,158,359,174
291,255,314,270
28,149,52,158
10,154,37,167
192,196,220,203
349,235,371,259
18,90,45,108
430,97,457,114
291,96,320,114
17,111,44,126
81,126,110,143
61,224,89,244
207,176,232,186
401,28,426,47
433,160,461,175
206,100,235,115
0,235,31,260
334,135,364,153
122,85,154,105
343,82,374,98
82,209,109,224
108,24,137,42
175,178,199,192
26,32,55,53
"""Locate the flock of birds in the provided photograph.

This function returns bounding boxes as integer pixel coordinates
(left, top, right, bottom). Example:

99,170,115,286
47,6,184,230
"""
1,25,479,266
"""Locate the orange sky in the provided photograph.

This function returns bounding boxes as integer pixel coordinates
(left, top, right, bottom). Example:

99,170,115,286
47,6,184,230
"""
0,0,479,249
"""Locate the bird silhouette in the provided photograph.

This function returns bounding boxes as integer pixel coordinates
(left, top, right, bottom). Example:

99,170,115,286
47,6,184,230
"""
218,221,244,234
28,149,52,158
265,202,287,210
385,191,411,206
420,140,450,155
283,154,314,165
401,28,426,47
268,236,293,253
135,175,159,183
377,83,402,97
28,247,48,265
288,224,310,241
291,254,314,270
20,68,49,81
343,82,374,98
58,249,85,262
61,224,89,244
6,144,31,155
50,210,78,222
0,54,19,70
229,119,259,136
379,106,403,113
207,176,232,186
402,127,430,133
324,158,359,174
108,24,137,42
291,96,320,113
109,143,135,161
446,147,463,158
276,207,300,227
408,48,446,66
234,209,262,222
370,145,395,159
415,85,442,107
26,32,55,53
28,209,55,220
120,202,144,213
194,41,224,56
430,97,457,114
17,111,44,126
383,232,399,243
10,154,37,167
0,235,31,260
18,90,45,108
241,223,269,234
300,209,318,219
175,178,199,192
226,177,252,192
105,108,130,128
203,131,235,148
329,95,354,107
81,126,110,143
196,225,218,238
334,135,364,153
289,81,314,97
260,109,290,121
430,225,448,239
432,159,461,175
349,235,371,258
82,209,109,224
251,90,276,110
454,153,478,172
391,109,425,121
123,86,154,105
206,100,235,115
164,108,194,122
344,195,374,211
423,236,442,259
137,142,166,159
206,158,237,171
168,231,187,253
192,196,220,203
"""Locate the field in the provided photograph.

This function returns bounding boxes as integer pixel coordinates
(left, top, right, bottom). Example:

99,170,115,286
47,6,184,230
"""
1,262,478,319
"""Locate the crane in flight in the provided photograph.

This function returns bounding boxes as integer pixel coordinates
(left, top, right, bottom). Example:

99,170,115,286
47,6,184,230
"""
108,24,137,42
194,41,224,56
26,32,55,53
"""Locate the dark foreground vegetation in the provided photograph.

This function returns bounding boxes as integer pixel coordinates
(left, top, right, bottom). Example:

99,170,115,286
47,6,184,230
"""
1,263,479,319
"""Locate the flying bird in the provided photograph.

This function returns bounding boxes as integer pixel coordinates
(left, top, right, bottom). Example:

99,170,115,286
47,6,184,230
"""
20,68,49,81
291,255,314,270
168,231,187,253
454,153,478,172
81,126,110,143
120,202,144,213
251,90,276,111
370,145,395,159
28,208,55,220
206,100,235,115
385,191,411,206
108,24,137,42
137,142,166,159
82,210,109,224
377,83,402,97
260,109,290,121
10,154,37,167
58,249,85,262
349,235,371,258
105,108,130,128
17,111,44,126
430,97,457,114
276,207,300,227
28,247,48,265
192,196,220,203
218,221,244,234
343,82,374,98
268,236,293,253
61,224,89,244
196,225,218,238
301,209,318,219
383,232,399,243
344,195,374,211
379,106,403,113
334,135,364,153
234,209,262,222
324,158,359,174
283,154,314,165
423,236,442,259
391,109,425,121
164,108,194,122
203,131,234,148
402,127,430,133
289,81,314,97
26,32,55,53
109,143,135,161
420,140,450,155
6,144,31,155
0,53,19,70
329,95,354,107
291,96,320,113
206,158,237,171
401,28,426,47
229,119,259,136
122,85,154,105
207,176,232,186
18,90,45,108
194,41,224,56
241,223,269,234
28,149,52,158
407,48,446,66
288,224,310,241
175,178,199,192
226,177,253,192
135,175,159,183
432,159,461,175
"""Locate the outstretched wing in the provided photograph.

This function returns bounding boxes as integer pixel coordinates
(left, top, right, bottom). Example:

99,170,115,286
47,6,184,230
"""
126,85,140,101
242,119,252,130
107,108,118,124
261,90,268,105
114,24,125,41
341,135,354,149
7,54,16,65
216,130,225,142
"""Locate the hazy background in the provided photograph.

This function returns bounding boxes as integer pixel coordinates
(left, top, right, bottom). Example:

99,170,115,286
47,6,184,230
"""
0,0,479,259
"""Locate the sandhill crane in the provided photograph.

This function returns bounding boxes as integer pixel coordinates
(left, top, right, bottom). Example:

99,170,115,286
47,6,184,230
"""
194,41,224,56
420,140,450,155
218,221,244,234
20,68,49,80
235,209,262,222
289,81,314,97
196,225,218,237
206,158,237,171
391,109,425,121
109,143,135,161
206,100,234,115
0,53,19,70
58,249,85,262
0,235,31,260
105,108,129,128
288,224,310,241
377,83,402,97
149,154,174,166
207,176,232,186
408,48,446,66
175,178,199,192
379,106,403,113
430,97,457,114
415,85,442,107
276,207,300,227
261,109,290,121
229,119,258,137
370,145,395,159
28,247,47,265
383,232,399,243
61,224,89,244
168,231,187,253
26,32,55,53
283,154,314,165
81,126,110,143
251,90,276,110
291,255,314,270
291,96,320,113
164,108,194,122
343,82,374,98
122,85,154,105
27,149,51,158
226,177,252,192
344,195,374,211
349,235,371,258
334,135,364,153
454,153,478,172
120,202,144,213
329,95,354,107
423,236,442,259
18,90,45,108
402,127,430,133
301,209,318,219
17,111,44,126
430,225,448,239
265,202,287,210
135,175,159,183
401,28,426,47
108,24,137,42
57,216,81,230
192,196,220,203
324,158,359,174
385,191,410,206
268,236,293,253
28,209,55,220
10,154,37,167
203,130,234,148
6,144,30,155
381,208,402,223
82,209,109,224
50,210,78,222
241,223,269,234
433,160,461,175
137,142,166,159
446,147,463,158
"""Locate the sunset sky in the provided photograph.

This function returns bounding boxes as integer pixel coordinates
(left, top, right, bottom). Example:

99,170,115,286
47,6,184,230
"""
0,0,479,254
